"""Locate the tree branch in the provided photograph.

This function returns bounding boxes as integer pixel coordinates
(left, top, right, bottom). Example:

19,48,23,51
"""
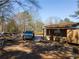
0,0,9,6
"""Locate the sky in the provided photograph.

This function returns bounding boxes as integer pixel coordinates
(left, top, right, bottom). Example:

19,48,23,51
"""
38,0,78,22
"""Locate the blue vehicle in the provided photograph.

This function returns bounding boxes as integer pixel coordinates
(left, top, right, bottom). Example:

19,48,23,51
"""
23,31,35,40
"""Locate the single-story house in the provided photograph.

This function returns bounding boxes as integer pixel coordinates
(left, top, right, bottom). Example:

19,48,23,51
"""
43,22,79,44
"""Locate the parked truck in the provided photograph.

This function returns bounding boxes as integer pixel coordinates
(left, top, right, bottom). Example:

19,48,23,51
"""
23,31,35,40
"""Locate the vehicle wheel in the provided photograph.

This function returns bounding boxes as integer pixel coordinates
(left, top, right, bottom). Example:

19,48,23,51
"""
23,36,25,40
23,37,24,39
23,38,25,40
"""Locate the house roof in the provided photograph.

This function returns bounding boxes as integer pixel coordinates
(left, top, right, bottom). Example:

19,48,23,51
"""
45,22,79,29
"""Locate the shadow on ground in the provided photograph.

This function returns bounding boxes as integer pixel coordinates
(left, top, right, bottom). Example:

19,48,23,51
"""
0,43,62,59
0,41,78,59
0,51,42,59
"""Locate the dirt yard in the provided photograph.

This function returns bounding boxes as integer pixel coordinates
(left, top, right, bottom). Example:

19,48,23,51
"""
0,40,79,59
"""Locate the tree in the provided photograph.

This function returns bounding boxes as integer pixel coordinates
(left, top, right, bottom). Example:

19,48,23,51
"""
0,0,40,32
64,18,72,22
7,19,18,33
0,0,40,18
46,17,62,25
15,11,33,32
59,19,64,23
0,0,9,6
71,0,79,19
14,10,44,33
34,19,44,33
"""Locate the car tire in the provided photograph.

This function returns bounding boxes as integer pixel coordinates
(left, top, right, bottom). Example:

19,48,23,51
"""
23,36,25,40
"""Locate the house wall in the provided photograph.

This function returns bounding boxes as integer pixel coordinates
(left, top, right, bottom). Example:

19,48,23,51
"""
44,27,79,44
67,29,79,44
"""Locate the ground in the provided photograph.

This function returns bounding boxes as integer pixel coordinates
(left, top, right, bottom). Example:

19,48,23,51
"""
0,40,79,59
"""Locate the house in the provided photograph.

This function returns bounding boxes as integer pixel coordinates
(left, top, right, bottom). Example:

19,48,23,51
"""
43,22,79,44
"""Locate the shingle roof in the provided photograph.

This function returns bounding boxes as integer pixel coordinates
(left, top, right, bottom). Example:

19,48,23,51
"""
45,22,79,28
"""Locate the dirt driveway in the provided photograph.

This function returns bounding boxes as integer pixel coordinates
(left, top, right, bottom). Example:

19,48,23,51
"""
0,40,79,59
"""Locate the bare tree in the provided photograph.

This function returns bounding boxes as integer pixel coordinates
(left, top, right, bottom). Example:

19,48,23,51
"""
0,0,40,18
15,11,32,32
0,0,40,32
